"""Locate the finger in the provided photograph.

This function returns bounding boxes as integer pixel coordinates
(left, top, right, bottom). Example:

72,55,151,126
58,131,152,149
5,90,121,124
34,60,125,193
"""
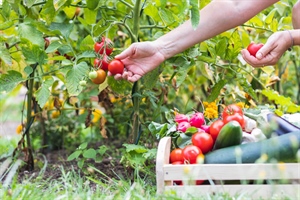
256,43,273,60
115,44,135,60
128,74,142,82
113,74,123,80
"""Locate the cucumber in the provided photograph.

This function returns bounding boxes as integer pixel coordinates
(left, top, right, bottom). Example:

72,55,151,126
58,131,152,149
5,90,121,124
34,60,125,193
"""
213,120,243,150
204,131,300,164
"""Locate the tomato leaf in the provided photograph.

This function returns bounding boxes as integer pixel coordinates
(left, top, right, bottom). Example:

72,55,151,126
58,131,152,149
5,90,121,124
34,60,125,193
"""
142,66,161,90
35,77,55,108
0,70,24,93
40,0,56,25
189,0,200,29
207,79,227,102
0,46,12,66
107,77,132,94
65,61,89,96
123,144,148,154
18,23,44,48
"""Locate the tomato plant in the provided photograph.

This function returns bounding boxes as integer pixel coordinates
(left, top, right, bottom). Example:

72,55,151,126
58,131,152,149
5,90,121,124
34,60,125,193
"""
94,55,110,71
91,69,107,85
182,145,202,164
209,119,225,140
247,43,264,57
108,59,124,75
170,148,184,163
191,132,214,154
94,37,114,56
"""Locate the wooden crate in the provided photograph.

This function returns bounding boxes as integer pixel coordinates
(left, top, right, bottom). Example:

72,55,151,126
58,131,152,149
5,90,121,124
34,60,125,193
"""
156,136,300,199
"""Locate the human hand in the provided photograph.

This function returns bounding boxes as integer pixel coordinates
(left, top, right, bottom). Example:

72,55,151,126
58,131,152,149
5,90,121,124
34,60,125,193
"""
109,41,166,82
241,31,292,67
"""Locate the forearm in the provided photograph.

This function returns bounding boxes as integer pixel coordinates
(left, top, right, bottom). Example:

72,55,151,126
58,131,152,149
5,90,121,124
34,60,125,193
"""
155,0,279,60
293,0,300,29
290,29,300,46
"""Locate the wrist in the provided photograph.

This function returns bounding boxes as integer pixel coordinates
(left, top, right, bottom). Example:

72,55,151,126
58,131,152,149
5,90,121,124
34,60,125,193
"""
290,29,300,46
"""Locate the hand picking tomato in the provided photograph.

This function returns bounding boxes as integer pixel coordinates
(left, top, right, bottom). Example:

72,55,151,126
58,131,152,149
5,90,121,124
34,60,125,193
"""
91,69,107,84
94,37,113,56
191,132,214,154
247,43,264,57
182,145,202,164
170,148,184,163
108,59,124,75
209,119,225,140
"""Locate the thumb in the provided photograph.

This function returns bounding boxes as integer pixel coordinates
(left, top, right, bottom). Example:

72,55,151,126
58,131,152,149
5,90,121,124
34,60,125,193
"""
115,45,135,60
256,44,270,60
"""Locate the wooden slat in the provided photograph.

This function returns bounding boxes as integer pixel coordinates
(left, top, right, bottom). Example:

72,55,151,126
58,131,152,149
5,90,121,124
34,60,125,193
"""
165,184,300,199
164,163,300,180
156,137,171,194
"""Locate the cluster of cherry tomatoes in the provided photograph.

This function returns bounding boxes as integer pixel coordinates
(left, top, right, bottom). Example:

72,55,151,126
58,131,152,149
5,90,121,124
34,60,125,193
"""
89,37,124,84
169,104,245,185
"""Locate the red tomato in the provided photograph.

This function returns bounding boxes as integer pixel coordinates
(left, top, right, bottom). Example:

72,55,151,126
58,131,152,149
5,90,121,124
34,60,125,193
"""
223,113,245,128
94,37,113,56
247,43,264,57
222,104,245,128
182,145,202,164
191,132,214,154
222,104,243,119
170,148,184,163
209,119,225,140
108,59,124,75
196,180,204,185
94,55,111,71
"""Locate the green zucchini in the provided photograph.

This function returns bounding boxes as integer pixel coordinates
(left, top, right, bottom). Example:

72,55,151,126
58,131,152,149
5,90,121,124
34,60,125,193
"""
205,131,300,164
213,120,243,150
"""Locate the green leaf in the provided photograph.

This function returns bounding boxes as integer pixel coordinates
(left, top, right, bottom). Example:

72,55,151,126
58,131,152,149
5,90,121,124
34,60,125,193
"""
35,77,55,108
0,70,24,93
141,66,161,90
65,62,89,96
86,0,99,10
77,159,84,168
265,8,277,24
67,150,82,161
0,45,12,65
144,4,159,22
207,79,227,102
77,51,96,61
107,77,132,94
1,0,11,18
21,44,47,65
18,23,44,48
49,22,74,39
123,144,148,153
53,0,70,10
0,21,14,30
40,0,56,25
83,148,97,159
82,8,97,24
45,41,62,53
79,35,94,51
79,142,88,150
23,0,36,8
24,66,33,76
159,8,175,25
176,133,192,148
189,0,200,29
98,145,108,155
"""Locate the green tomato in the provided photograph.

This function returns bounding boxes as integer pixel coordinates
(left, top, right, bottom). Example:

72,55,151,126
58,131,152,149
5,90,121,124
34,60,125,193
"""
79,80,87,86
89,71,97,79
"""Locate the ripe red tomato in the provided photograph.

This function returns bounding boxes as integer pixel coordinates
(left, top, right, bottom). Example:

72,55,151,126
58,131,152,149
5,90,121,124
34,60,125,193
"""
191,132,214,154
209,119,225,140
91,69,107,84
222,104,243,119
247,43,264,57
182,145,202,164
222,104,245,128
108,59,124,75
94,37,113,56
223,113,245,128
170,148,184,163
94,55,110,71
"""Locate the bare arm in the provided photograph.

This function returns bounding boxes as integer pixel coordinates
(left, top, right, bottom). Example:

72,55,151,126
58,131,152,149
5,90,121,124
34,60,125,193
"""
115,0,279,82
293,0,300,29
155,0,279,60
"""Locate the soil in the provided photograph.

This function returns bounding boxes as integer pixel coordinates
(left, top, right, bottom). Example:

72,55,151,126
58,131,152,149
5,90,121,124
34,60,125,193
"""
14,138,143,187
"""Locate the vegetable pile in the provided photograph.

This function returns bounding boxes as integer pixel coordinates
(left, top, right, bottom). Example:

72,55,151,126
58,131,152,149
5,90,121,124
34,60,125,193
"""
150,103,300,176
